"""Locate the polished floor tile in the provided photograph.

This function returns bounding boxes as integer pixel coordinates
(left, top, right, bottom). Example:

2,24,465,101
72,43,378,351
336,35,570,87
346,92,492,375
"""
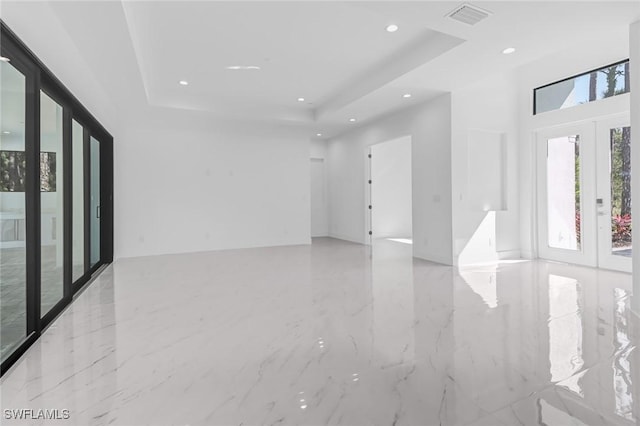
1,237,639,425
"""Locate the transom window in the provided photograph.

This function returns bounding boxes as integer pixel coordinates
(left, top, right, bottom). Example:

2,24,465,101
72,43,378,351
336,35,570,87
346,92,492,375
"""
534,60,629,115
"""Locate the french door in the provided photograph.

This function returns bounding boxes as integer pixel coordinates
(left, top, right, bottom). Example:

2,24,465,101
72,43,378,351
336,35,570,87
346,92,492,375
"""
537,115,632,272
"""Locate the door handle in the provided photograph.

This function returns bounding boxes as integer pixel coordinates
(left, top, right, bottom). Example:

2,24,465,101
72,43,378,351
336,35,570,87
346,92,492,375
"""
97,205,101,219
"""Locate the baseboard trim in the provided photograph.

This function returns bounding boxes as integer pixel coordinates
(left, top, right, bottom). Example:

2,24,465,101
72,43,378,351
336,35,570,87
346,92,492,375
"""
498,250,521,260
414,251,453,266
327,233,364,245
520,250,535,260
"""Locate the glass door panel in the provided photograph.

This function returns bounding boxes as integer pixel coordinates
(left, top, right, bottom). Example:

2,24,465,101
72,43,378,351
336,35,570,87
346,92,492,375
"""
40,91,64,316
71,120,84,281
610,127,632,256
597,116,632,272
537,123,597,266
90,136,100,268
0,59,28,362
546,135,582,251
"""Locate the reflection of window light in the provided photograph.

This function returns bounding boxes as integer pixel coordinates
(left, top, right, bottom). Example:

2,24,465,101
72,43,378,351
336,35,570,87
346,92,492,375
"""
387,238,412,245
460,269,497,308
613,288,633,420
557,370,585,397
539,398,588,425
548,275,584,384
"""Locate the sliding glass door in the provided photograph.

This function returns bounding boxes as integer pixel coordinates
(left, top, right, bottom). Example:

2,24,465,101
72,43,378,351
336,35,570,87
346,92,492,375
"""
0,22,114,375
90,136,100,268
71,120,84,282
0,57,28,363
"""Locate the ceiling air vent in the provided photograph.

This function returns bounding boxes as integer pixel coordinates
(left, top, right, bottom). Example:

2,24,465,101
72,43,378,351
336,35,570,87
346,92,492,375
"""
446,4,491,25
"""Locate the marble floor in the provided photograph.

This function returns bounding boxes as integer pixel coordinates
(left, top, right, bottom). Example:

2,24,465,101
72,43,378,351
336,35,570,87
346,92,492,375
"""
1,237,639,426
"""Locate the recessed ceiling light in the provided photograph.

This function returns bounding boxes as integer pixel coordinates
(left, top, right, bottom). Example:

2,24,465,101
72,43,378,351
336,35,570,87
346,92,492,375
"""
2,131,10,134
386,24,399,33
298,97,305,102
179,80,189,86
226,65,261,70
349,118,357,122
316,133,322,137
402,93,412,98
0,57,10,62
502,47,516,55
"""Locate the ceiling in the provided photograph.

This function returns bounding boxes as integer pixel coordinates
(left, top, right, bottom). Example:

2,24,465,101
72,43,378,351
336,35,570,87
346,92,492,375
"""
5,1,640,140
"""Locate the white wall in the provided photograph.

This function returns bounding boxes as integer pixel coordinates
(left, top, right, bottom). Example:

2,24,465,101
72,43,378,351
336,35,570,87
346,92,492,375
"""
310,139,327,160
451,72,520,266
516,35,630,259
3,2,315,260
327,95,452,265
1,1,119,135
114,108,311,259
326,71,520,267
370,136,412,239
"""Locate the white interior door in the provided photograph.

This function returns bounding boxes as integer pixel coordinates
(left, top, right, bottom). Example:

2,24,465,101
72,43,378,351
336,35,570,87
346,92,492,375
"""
537,123,597,266
310,158,328,237
596,115,632,272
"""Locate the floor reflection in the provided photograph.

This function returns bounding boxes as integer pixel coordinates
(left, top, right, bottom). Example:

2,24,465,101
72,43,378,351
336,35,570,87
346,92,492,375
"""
0,238,637,425
614,288,633,421
548,274,584,384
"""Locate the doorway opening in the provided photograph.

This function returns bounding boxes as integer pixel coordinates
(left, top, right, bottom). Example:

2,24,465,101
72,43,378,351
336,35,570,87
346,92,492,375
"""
310,158,328,237
367,136,413,248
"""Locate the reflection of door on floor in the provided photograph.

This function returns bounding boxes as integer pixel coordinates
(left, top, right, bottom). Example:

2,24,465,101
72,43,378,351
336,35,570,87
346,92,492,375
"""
310,158,328,237
368,136,413,245
537,115,632,272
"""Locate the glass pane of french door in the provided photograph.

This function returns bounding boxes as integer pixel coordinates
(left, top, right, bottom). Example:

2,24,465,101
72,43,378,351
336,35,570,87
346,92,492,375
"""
609,126,632,258
0,58,28,361
537,123,597,266
597,116,632,272
546,134,582,251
